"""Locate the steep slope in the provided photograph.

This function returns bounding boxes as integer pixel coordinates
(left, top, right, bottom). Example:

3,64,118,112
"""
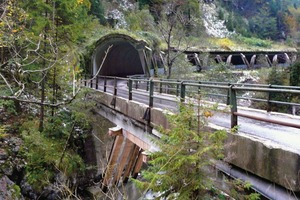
202,2,234,38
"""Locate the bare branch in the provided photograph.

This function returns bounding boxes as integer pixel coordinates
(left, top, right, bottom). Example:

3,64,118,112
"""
0,72,14,94
0,90,79,108
83,45,113,82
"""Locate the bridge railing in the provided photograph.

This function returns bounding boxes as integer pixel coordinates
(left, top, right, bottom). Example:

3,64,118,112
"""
85,75,300,129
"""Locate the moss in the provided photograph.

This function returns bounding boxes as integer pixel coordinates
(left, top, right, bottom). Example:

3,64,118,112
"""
10,184,22,199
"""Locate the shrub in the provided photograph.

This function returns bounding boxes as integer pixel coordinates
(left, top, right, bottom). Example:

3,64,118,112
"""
215,38,235,50
21,118,85,192
290,62,300,86
236,36,272,48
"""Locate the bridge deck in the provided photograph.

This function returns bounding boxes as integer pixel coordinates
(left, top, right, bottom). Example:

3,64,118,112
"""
93,79,300,154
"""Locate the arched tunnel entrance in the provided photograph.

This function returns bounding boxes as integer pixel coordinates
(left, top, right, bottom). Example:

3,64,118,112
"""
92,34,151,77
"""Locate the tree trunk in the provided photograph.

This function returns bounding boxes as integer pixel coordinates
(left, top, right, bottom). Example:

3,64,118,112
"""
51,66,56,118
39,0,49,132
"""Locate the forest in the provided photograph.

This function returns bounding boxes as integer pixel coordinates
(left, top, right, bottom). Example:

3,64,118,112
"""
0,0,299,199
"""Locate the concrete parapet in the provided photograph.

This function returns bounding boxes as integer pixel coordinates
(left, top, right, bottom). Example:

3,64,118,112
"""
225,132,300,192
115,96,129,115
150,107,170,130
127,100,148,123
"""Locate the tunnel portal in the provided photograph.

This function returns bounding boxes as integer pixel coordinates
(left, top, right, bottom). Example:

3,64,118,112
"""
92,34,150,77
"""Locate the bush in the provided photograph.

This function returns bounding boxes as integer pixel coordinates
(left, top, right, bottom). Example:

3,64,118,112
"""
252,67,290,112
0,100,17,115
290,62,300,86
21,118,85,192
236,36,272,48
215,38,235,50
126,9,155,32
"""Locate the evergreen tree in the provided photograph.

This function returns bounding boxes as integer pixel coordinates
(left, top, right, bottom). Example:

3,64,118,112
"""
89,0,106,25
134,102,227,199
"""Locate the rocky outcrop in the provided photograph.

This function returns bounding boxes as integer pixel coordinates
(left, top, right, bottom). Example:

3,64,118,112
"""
0,175,24,200
202,3,235,38
0,135,25,199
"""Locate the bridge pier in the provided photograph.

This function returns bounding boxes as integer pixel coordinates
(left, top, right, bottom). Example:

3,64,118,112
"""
101,127,149,192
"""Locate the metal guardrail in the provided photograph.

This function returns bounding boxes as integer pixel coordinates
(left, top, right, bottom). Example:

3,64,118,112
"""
84,75,300,129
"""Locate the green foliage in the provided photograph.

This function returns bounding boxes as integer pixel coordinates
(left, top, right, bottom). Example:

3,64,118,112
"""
230,179,261,200
290,62,300,86
0,100,17,115
220,0,295,40
252,66,290,112
138,0,152,9
289,62,300,104
21,117,85,192
218,9,224,20
203,63,239,83
249,14,278,40
8,184,22,199
0,126,9,139
134,103,227,199
126,9,155,32
236,36,272,48
169,53,195,79
89,0,106,25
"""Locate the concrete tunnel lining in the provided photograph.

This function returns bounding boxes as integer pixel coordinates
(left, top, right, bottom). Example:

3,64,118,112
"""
92,34,149,77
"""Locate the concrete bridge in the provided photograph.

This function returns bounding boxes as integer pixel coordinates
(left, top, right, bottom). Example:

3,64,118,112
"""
85,33,300,199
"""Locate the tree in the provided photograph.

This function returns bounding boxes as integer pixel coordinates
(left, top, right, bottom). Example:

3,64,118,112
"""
267,66,289,112
286,6,300,45
134,102,227,199
0,0,93,131
290,62,300,86
89,0,106,25
153,0,200,78
249,7,278,39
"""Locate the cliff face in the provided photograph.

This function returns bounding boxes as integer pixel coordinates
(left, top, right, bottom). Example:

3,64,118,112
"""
202,2,234,38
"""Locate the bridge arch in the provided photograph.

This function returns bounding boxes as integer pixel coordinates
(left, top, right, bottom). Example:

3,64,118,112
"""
92,33,151,77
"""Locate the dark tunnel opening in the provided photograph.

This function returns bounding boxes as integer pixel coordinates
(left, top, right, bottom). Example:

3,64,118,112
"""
92,36,147,77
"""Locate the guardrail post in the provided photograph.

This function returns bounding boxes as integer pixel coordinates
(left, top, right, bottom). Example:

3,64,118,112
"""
229,85,238,128
149,79,154,107
104,76,107,92
180,81,186,103
146,79,150,91
176,80,180,97
90,75,93,88
128,79,133,100
267,84,272,112
198,81,201,96
84,74,87,86
159,79,163,93
95,76,98,90
114,77,117,96
226,83,231,105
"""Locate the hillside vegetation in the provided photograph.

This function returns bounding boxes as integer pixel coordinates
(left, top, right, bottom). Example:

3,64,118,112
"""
0,0,299,199
93,0,300,50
